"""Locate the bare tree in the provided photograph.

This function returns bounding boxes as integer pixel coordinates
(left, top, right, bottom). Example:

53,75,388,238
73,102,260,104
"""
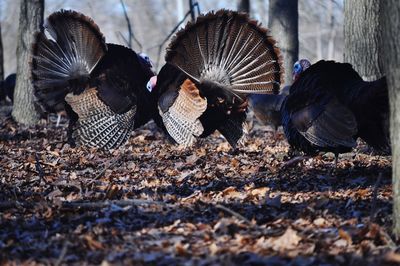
268,0,299,86
189,0,195,21
12,0,44,125
238,0,250,13
381,0,400,237
344,0,383,80
0,23,4,81
327,0,337,59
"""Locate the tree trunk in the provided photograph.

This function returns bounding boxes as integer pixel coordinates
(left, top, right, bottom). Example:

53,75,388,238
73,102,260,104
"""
238,0,250,13
12,0,44,125
344,0,383,81
381,0,400,237
0,23,4,81
268,0,299,86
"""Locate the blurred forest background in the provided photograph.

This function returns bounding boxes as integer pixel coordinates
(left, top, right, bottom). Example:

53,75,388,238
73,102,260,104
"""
0,0,344,77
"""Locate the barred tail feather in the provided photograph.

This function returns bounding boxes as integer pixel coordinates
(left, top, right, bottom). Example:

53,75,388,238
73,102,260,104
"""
166,10,283,95
65,88,136,149
32,10,107,107
159,79,207,147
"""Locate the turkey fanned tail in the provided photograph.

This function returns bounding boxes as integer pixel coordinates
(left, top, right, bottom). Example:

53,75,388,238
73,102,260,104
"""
65,88,136,149
32,9,107,108
166,9,283,95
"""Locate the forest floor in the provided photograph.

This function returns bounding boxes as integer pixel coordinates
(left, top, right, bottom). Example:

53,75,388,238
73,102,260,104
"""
0,113,398,266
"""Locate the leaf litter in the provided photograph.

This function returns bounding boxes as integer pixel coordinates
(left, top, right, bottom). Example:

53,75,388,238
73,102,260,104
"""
0,116,397,265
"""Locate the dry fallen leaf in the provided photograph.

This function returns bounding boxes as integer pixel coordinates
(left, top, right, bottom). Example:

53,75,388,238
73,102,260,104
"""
258,227,301,251
84,235,104,250
338,229,352,245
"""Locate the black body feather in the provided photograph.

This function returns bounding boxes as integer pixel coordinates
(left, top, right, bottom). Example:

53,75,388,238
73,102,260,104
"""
0,73,16,102
281,60,390,155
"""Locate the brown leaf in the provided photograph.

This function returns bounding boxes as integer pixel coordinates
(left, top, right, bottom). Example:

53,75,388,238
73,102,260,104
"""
250,187,268,197
84,235,104,250
313,217,327,227
186,154,198,165
260,227,302,251
384,252,400,263
175,242,189,256
338,229,352,245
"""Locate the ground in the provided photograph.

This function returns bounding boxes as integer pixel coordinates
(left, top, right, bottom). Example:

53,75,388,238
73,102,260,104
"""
0,114,398,266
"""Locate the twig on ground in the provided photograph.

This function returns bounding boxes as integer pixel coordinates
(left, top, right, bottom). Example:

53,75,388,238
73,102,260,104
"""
54,241,69,266
86,156,122,187
215,203,252,225
0,199,173,211
379,226,397,249
35,153,45,182
282,155,310,168
370,172,383,222
61,199,172,210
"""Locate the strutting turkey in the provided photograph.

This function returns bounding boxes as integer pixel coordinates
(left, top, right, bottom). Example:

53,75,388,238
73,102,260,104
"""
0,73,16,103
147,10,283,148
281,59,390,157
31,10,156,149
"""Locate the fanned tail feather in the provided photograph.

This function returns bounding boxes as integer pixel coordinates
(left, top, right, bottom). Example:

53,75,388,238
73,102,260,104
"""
65,88,136,149
166,10,283,94
32,9,107,108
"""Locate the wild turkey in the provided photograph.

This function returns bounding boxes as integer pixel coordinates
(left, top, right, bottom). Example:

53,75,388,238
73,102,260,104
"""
281,59,390,157
32,10,156,149
147,10,283,147
0,73,16,103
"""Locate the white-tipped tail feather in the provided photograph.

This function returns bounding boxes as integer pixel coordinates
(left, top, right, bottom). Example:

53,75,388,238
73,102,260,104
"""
166,10,283,95
32,9,107,90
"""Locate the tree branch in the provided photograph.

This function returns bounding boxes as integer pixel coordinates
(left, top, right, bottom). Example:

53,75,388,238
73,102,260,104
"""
0,199,173,210
154,1,200,69
119,0,143,51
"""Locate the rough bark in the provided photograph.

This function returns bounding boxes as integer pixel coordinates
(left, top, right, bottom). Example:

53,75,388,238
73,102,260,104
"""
344,0,383,81
12,0,43,125
238,0,250,13
268,0,299,86
0,23,4,81
380,0,400,237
